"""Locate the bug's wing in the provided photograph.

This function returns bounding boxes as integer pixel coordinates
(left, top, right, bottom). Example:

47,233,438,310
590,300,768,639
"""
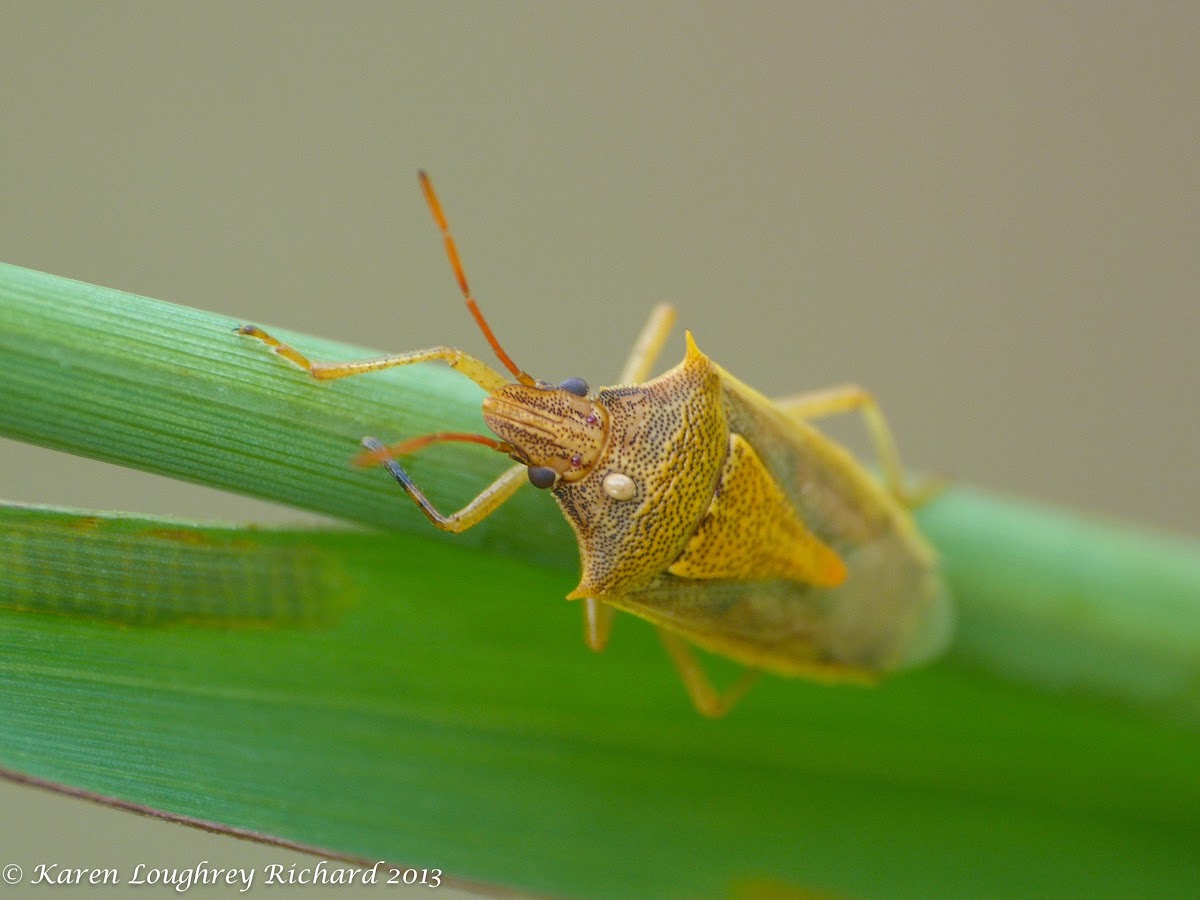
607,566,950,680
606,365,952,678
666,433,849,588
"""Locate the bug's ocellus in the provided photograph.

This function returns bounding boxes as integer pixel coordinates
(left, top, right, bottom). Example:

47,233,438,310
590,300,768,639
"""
238,173,953,716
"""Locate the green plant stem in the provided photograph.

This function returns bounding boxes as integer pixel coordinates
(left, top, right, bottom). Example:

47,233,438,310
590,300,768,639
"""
918,491,1200,724
1,261,1198,725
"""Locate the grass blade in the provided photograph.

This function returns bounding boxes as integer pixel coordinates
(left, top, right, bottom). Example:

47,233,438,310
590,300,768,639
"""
2,261,1198,724
0,260,568,567
1,502,1198,898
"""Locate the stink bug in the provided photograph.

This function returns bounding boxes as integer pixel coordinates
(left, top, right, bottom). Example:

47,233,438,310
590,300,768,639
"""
238,172,953,716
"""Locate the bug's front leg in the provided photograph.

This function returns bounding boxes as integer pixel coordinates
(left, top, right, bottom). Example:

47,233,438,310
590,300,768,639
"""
616,303,677,384
236,325,511,393
361,438,527,533
657,629,760,717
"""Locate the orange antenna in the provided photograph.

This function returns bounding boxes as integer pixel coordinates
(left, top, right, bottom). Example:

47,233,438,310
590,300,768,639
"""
418,171,536,387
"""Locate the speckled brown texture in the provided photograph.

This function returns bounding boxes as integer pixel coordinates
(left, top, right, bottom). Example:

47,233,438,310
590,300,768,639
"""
559,336,727,597
483,383,607,483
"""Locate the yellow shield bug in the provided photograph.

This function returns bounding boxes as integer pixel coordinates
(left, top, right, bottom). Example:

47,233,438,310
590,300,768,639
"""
238,172,953,716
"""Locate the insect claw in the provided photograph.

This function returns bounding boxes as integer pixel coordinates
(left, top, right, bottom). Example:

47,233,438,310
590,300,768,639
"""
359,436,387,458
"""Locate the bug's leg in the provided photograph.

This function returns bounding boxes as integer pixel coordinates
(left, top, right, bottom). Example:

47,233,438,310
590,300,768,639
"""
617,304,677,384
236,326,510,393
354,432,514,466
657,628,761,717
774,384,918,503
361,437,527,533
582,598,614,651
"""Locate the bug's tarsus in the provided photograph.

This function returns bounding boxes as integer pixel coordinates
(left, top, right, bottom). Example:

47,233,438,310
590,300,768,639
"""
361,437,419,491
354,432,513,468
234,324,322,374
360,434,458,532
419,171,537,389
361,436,456,530
360,437,529,534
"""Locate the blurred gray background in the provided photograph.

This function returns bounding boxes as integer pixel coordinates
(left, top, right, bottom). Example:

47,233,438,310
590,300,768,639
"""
1,1,1196,893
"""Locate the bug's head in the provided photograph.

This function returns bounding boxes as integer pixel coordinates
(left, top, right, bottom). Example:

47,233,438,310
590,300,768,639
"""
483,379,608,489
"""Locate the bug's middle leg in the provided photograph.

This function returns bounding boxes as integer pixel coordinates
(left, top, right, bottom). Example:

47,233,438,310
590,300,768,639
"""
237,325,510,393
657,628,761,717
617,304,677,384
582,599,614,651
774,384,913,503
361,437,527,533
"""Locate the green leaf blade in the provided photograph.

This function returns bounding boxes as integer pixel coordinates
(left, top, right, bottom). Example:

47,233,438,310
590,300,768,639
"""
2,505,1199,897
4,263,1200,896
0,261,573,568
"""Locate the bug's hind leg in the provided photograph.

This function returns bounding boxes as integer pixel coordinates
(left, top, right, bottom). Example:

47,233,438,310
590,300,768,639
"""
774,384,938,506
657,628,761,717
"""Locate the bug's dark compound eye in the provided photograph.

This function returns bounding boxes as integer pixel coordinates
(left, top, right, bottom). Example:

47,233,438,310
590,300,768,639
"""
528,466,557,489
560,377,589,397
